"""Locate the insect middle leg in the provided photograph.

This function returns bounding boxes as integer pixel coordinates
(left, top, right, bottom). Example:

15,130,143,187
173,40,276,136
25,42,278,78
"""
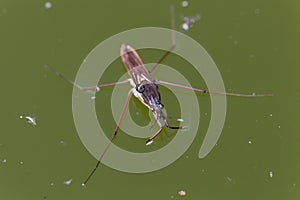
156,80,273,97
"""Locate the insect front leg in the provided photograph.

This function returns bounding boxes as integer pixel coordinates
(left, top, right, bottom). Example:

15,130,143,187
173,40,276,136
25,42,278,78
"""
44,64,130,91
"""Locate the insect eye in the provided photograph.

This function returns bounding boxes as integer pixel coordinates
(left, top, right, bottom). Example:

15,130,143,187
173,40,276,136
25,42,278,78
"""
136,84,145,93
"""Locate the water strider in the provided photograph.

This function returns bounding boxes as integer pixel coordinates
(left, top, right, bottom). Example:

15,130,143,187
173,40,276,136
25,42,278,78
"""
44,6,272,185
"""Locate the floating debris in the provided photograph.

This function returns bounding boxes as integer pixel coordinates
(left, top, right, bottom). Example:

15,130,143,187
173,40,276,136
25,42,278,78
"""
178,190,186,196
63,178,73,185
182,15,201,31
181,1,189,7
44,2,52,9
20,115,37,126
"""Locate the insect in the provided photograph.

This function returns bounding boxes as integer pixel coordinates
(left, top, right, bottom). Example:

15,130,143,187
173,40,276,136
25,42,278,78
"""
44,7,272,185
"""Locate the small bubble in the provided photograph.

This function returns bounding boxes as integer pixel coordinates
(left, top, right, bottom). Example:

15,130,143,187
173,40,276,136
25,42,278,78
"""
269,114,273,117
20,161,24,165
45,2,52,9
248,140,252,144
178,190,186,196
182,23,189,31
269,171,273,178
181,1,189,7
50,182,54,186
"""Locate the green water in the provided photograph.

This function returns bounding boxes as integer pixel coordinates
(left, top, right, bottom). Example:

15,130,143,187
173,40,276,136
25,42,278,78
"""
1,0,299,199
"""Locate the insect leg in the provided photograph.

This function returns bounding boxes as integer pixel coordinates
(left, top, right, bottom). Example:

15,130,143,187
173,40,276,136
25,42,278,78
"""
149,5,176,73
156,80,273,97
44,64,130,91
83,90,132,185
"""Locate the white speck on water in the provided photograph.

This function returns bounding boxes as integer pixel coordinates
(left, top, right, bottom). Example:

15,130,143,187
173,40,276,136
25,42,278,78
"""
248,140,252,144
177,118,184,122
20,115,37,126
91,96,96,100
50,182,54,186
278,125,281,129
226,176,232,182
63,178,73,185
182,15,201,31
2,159,7,163
45,2,52,9
20,161,24,165
269,171,273,178
181,1,189,7
170,195,174,199
254,8,260,15
182,23,189,31
81,183,86,187
270,113,273,117
178,190,186,196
